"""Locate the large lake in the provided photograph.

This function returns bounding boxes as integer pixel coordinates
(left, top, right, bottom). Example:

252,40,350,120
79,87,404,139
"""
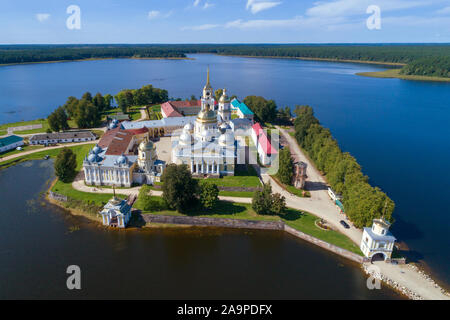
0,54,449,294
0,160,400,299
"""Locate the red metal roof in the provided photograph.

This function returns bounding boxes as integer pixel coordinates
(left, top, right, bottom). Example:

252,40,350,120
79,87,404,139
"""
124,127,148,135
252,122,277,155
161,100,203,118
105,130,135,155
98,127,120,149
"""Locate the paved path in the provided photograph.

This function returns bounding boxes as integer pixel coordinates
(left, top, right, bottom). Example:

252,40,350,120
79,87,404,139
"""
68,125,448,300
0,140,99,163
72,174,253,203
275,126,449,300
273,126,363,244
138,108,148,121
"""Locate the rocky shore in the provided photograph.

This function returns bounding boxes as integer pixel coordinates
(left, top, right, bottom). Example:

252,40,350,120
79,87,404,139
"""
363,263,450,300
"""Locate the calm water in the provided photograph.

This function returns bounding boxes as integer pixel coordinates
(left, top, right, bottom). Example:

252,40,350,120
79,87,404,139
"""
0,161,400,299
0,54,448,290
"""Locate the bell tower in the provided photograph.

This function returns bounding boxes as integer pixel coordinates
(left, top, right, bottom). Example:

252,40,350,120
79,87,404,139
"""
218,88,231,122
202,67,215,111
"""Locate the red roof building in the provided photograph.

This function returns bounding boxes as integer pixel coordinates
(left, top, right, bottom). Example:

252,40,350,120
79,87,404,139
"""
251,122,278,165
161,100,202,118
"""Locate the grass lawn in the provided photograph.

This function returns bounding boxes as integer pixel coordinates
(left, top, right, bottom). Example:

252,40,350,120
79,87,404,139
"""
356,69,450,82
0,143,94,170
196,165,261,188
139,197,361,255
0,145,44,158
52,180,127,207
271,175,310,198
149,105,161,113
218,190,255,197
283,209,361,255
0,119,49,135
49,143,127,206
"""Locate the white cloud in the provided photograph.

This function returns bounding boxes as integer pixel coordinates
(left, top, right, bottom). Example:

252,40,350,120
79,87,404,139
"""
193,0,201,7
148,10,173,20
246,0,282,14
36,13,50,23
181,24,219,31
306,0,434,18
203,2,215,10
225,15,346,29
148,10,161,20
436,6,450,15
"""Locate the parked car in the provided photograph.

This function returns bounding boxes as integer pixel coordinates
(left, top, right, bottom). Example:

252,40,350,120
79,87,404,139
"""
340,220,350,229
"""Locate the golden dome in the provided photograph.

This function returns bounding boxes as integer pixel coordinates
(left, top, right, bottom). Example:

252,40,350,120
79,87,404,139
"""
219,89,229,103
197,103,217,123
139,138,154,151
197,109,216,123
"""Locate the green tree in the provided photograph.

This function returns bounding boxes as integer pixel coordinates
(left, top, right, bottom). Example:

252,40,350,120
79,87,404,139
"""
136,185,166,211
161,164,199,212
63,96,79,118
93,93,105,112
214,89,223,101
54,148,77,183
104,94,113,109
271,193,287,215
244,96,277,123
278,147,294,185
47,112,60,132
57,107,69,130
82,92,92,102
252,183,272,215
199,182,219,209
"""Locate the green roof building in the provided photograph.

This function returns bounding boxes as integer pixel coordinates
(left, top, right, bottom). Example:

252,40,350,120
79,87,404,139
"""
0,135,24,153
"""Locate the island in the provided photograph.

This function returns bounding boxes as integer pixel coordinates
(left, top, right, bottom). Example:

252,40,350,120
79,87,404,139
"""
0,68,448,300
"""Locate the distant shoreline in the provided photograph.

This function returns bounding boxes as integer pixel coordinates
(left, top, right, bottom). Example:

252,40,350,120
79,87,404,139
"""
0,56,192,67
216,54,406,66
356,69,450,82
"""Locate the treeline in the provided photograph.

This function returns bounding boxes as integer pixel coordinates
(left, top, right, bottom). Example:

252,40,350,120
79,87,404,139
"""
1,44,449,77
293,106,394,228
0,45,186,64
47,84,168,131
187,44,450,64
400,56,450,78
115,85,168,113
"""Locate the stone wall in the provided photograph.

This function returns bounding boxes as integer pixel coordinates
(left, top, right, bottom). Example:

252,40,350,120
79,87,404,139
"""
142,214,284,230
48,191,68,202
142,214,367,264
284,225,367,264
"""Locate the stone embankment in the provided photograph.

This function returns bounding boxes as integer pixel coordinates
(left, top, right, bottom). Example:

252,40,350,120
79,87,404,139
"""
363,263,450,300
142,214,364,263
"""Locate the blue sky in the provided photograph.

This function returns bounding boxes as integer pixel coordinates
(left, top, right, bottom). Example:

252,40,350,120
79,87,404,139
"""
1,0,449,44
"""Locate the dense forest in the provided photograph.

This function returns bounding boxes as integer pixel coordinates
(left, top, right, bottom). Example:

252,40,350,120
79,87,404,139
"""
0,44,449,78
293,105,395,228
400,56,450,78
0,45,186,64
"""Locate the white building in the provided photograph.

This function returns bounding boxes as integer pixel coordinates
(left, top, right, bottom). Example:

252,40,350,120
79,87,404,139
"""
172,68,237,176
29,131,96,145
83,131,165,187
251,122,277,166
99,195,132,228
0,135,24,153
360,218,396,261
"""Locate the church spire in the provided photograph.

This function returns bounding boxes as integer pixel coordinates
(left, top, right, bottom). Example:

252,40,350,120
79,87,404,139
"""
205,67,212,89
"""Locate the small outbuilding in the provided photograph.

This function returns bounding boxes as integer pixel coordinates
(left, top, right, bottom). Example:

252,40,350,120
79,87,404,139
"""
360,218,396,261
99,195,132,228
0,135,24,153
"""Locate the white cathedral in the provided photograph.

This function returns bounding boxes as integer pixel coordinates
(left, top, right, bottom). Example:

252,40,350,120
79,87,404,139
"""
172,69,238,176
